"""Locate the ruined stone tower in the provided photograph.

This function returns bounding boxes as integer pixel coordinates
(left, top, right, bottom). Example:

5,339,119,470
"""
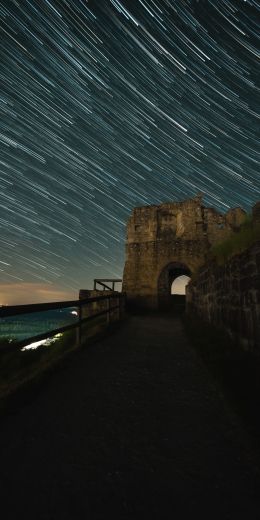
122,195,246,309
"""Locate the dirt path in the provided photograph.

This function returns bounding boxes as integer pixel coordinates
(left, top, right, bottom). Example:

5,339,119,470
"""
0,314,260,519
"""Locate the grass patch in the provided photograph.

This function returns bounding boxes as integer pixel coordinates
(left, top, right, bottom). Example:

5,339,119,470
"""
183,314,260,442
0,312,123,411
210,215,260,265
0,329,77,402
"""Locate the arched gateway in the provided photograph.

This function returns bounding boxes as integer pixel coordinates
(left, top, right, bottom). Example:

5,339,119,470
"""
158,262,191,309
122,195,246,310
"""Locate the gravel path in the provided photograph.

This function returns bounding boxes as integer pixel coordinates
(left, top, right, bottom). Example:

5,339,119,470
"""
0,314,260,519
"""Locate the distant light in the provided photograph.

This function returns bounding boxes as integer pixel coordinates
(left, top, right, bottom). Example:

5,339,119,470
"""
71,310,78,316
171,275,191,295
21,333,63,351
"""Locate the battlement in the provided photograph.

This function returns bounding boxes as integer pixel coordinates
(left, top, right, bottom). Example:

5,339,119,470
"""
126,196,246,246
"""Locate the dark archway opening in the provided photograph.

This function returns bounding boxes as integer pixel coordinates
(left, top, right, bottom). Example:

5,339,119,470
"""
158,262,191,311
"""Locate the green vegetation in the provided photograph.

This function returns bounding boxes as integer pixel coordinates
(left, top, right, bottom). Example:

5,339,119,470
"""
0,313,109,406
0,329,77,403
210,214,260,265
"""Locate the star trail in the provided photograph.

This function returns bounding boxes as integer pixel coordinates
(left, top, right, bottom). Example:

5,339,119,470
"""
0,0,259,304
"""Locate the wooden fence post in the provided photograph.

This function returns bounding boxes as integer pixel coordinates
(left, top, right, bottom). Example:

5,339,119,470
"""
77,304,82,346
106,297,110,324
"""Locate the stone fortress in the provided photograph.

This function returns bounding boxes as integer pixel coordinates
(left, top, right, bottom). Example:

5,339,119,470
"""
122,194,246,309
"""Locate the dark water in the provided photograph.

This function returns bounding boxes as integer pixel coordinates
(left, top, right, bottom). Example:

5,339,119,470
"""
0,307,79,342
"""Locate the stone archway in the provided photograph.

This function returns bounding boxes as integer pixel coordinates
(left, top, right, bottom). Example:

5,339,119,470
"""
158,262,191,309
122,196,246,309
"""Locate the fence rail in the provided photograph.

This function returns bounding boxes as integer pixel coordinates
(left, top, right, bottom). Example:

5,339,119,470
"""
94,278,122,291
0,292,125,353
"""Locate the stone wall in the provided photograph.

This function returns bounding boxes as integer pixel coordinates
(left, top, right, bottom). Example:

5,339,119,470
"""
79,289,123,323
123,194,246,309
186,241,260,350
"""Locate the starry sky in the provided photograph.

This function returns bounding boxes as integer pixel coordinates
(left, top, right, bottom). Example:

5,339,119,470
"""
0,0,259,305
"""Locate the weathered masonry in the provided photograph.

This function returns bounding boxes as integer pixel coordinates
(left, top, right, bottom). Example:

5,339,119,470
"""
122,195,246,309
186,240,260,350
186,202,260,350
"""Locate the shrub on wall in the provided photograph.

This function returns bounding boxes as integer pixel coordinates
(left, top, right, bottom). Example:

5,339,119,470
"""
210,215,260,265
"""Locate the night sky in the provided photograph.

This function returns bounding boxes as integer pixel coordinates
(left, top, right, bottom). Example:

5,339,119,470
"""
0,0,259,305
